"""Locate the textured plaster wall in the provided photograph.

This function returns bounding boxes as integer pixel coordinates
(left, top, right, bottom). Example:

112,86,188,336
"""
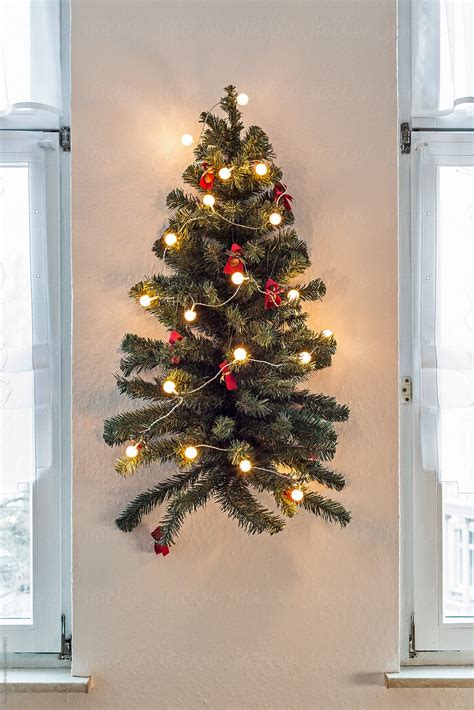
12,1,473,708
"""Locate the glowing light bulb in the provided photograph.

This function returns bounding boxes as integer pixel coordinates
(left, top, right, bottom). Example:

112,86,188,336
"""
184,308,197,322
237,93,249,106
287,289,300,302
184,446,198,460
290,488,304,503
181,133,194,146
203,194,215,207
255,162,268,176
163,379,176,394
164,232,177,247
269,212,282,226
125,444,139,458
233,347,248,362
321,329,333,338
139,294,152,307
239,459,252,473
299,351,312,365
219,167,232,180
231,272,244,285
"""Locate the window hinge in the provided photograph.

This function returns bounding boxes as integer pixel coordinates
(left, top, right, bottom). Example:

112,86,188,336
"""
401,376,412,403
409,613,417,659
58,613,72,661
59,126,71,152
400,122,411,154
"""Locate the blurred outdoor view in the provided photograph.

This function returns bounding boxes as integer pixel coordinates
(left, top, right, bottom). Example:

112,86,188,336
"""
0,485,32,621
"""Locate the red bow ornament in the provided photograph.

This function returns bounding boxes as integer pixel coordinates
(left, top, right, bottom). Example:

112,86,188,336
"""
273,183,293,212
223,243,244,276
151,526,170,556
199,163,215,191
169,330,183,365
219,359,238,391
264,278,283,309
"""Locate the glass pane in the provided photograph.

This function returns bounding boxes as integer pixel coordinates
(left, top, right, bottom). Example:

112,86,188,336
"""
0,485,32,621
443,483,474,619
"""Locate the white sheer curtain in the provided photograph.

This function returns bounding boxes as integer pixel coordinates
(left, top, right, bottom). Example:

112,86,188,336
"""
0,0,62,116
412,0,474,116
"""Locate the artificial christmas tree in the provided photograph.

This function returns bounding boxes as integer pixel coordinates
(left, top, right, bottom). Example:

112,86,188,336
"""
104,86,350,553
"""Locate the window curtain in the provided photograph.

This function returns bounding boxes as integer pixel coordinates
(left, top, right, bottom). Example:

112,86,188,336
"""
412,0,474,116
0,0,62,116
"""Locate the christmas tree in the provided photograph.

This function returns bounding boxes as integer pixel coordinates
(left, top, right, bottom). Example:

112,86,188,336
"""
104,86,350,554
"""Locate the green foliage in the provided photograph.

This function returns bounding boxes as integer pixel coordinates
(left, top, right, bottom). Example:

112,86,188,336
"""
104,85,350,548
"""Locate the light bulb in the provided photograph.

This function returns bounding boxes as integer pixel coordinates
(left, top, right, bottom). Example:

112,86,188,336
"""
321,329,333,338
219,167,232,180
164,232,178,247
125,444,139,458
233,347,248,361
184,308,197,322
239,459,252,473
255,162,268,176
287,289,300,302
203,194,215,207
231,272,244,285
139,294,152,307
290,488,304,503
184,446,198,460
237,93,249,106
299,351,312,365
181,133,194,146
269,212,282,226
163,379,176,394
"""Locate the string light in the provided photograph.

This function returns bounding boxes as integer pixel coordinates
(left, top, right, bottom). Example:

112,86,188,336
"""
239,459,252,473
269,212,282,226
218,167,232,180
125,444,139,458
233,347,248,362
321,329,333,338
203,194,215,207
139,294,153,307
299,351,312,365
237,93,249,106
163,380,177,394
290,488,304,503
231,272,244,285
255,162,268,176
164,232,178,247
181,133,193,146
184,446,198,460
287,289,300,302
184,308,197,322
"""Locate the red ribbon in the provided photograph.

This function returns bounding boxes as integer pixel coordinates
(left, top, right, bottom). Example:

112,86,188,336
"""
199,162,215,191
223,243,244,275
169,330,183,365
273,183,293,212
219,359,238,391
151,527,170,556
264,278,283,309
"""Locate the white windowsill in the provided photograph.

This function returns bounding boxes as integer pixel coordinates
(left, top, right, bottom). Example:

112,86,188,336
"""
385,665,474,689
4,668,91,693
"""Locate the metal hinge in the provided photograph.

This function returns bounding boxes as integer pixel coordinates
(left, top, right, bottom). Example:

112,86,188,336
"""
401,376,412,403
400,122,411,154
409,613,417,658
58,613,72,661
59,126,71,152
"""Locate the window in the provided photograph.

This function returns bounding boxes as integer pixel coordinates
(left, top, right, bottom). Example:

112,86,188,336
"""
0,0,70,654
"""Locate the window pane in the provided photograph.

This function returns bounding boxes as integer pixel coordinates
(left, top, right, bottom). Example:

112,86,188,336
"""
443,483,474,619
0,485,31,621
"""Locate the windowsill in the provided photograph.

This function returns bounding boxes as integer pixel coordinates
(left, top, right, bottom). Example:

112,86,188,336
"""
385,666,474,689
4,668,91,693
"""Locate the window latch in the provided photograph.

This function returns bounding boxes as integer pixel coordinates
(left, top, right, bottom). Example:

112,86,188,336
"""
400,122,411,154
59,126,71,152
58,613,72,661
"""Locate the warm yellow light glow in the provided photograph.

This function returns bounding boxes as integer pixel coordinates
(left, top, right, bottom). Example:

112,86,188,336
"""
163,379,176,394
237,93,249,106
239,459,252,473
269,212,282,226
287,289,300,302
139,295,152,308
202,194,215,207
184,446,198,460
290,488,304,503
125,445,139,458
299,351,312,365
184,308,197,322
321,329,333,338
255,162,268,176
231,272,244,285
181,133,194,146
218,167,232,180
164,232,178,247
233,347,248,362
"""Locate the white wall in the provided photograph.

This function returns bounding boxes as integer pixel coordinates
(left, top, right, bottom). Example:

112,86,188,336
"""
13,1,473,708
